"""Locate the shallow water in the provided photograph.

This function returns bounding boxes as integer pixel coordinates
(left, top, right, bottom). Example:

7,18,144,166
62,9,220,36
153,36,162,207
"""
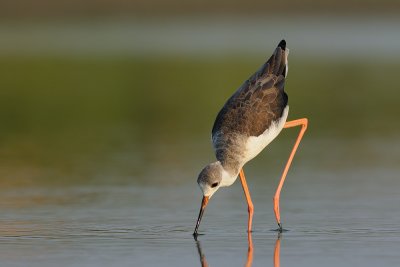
1,136,400,267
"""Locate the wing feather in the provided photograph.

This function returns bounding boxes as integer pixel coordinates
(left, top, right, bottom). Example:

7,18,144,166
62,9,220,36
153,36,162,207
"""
212,46,288,141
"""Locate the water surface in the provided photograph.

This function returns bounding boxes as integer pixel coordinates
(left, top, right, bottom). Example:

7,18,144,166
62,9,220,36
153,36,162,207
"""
1,136,400,267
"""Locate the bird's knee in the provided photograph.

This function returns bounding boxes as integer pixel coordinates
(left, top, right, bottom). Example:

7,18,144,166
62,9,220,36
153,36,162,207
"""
248,205,254,214
302,118,308,130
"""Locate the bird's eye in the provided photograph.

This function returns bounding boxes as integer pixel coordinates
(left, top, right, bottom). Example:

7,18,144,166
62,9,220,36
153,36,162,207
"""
211,182,219,188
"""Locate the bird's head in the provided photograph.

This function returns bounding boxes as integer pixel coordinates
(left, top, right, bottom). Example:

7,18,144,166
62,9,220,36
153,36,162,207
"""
197,161,224,198
193,161,226,237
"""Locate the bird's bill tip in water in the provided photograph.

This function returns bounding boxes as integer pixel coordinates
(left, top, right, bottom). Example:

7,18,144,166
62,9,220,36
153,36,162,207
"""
193,196,209,236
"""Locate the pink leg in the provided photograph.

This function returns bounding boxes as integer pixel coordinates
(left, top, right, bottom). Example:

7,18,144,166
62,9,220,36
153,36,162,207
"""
273,118,308,231
240,169,254,233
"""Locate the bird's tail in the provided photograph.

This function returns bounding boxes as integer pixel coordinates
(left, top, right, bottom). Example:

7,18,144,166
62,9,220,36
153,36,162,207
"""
258,40,289,78
275,40,289,77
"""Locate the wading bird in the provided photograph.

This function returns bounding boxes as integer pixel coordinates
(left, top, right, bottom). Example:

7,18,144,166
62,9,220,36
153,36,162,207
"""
193,40,308,236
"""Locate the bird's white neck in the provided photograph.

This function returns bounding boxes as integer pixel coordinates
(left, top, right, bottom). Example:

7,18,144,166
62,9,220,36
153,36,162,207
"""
220,166,240,187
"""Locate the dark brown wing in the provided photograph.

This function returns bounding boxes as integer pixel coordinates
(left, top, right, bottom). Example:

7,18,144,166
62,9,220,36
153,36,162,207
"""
212,43,288,140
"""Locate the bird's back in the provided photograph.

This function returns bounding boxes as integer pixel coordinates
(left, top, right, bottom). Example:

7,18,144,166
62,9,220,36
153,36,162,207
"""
212,40,289,170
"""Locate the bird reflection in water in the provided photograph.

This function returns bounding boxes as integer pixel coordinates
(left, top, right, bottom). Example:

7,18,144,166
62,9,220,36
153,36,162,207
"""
245,233,254,267
195,233,282,267
273,233,281,267
195,239,209,267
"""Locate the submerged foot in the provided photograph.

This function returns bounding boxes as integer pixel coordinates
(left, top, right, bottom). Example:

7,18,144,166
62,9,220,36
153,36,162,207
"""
273,223,288,232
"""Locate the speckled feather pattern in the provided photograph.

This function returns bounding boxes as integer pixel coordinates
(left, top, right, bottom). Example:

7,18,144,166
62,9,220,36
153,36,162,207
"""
211,46,289,174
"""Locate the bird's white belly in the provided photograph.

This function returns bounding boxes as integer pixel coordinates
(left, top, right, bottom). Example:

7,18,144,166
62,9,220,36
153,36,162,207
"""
243,105,289,163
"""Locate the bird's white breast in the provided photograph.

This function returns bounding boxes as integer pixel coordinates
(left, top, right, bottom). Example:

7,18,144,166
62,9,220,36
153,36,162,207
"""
243,105,289,163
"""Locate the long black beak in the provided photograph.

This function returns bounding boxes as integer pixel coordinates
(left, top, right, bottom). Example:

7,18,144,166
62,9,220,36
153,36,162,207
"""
193,196,209,237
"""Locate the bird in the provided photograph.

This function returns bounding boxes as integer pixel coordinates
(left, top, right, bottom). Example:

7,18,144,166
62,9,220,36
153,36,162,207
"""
193,40,308,236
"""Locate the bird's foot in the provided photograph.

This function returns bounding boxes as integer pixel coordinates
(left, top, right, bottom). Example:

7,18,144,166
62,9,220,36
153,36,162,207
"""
272,223,288,232
193,232,205,240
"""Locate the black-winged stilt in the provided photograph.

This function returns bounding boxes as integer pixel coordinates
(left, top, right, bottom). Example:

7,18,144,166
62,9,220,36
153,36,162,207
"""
193,40,308,235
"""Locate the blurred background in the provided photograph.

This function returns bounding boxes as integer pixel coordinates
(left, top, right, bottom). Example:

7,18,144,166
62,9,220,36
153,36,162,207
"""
1,0,399,187
1,1,400,266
